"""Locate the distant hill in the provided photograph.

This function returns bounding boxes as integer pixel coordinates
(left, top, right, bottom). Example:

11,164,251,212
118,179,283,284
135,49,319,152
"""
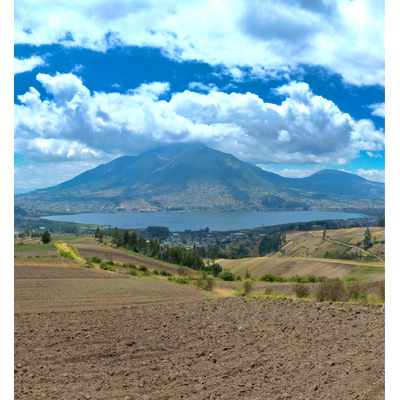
15,143,384,213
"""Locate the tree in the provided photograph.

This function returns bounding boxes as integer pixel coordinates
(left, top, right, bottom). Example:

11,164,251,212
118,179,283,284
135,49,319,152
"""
363,227,372,249
94,227,101,238
41,230,51,244
111,227,122,247
322,229,327,240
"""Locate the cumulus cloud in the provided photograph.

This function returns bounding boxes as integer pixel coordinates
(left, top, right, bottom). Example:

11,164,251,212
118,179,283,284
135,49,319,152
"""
354,169,385,183
261,167,320,179
14,56,46,74
14,73,385,169
368,102,385,118
14,0,384,86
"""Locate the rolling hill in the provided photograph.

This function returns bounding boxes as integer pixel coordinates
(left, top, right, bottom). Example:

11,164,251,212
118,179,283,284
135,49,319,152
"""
15,143,384,213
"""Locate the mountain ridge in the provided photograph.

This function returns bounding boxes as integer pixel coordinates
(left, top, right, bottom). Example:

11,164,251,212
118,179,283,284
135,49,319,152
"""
15,143,384,213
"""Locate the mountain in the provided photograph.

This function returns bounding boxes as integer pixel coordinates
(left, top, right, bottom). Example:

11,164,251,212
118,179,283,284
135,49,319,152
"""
15,143,384,213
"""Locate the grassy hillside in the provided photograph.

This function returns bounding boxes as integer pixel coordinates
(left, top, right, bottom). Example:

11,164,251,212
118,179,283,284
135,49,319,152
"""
217,227,385,280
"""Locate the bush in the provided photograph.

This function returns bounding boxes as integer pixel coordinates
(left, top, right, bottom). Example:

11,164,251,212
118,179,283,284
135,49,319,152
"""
261,273,286,282
127,267,137,276
153,268,159,275
315,278,348,302
243,279,253,296
293,283,310,298
348,282,368,302
100,261,115,271
91,255,101,263
306,275,318,283
196,272,214,291
378,281,385,302
176,277,189,285
160,269,172,276
59,249,73,259
138,265,148,272
236,275,242,281
218,270,235,281
290,275,307,283
244,268,251,279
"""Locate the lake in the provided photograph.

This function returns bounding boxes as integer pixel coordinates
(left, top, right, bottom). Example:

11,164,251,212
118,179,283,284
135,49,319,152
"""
43,210,366,232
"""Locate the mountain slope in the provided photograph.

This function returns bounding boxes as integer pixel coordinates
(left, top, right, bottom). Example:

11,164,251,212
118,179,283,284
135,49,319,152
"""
15,143,384,213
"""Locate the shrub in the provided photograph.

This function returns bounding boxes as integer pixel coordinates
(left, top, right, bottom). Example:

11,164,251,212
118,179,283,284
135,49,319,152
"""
315,278,348,302
261,273,286,282
127,268,137,276
138,265,148,272
176,277,189,285
343,277,357,282
218,270,235,281
91,255,101,263
264,286,274,295
153,268,160,275
196,272,214,291
243,279,253,296
348,282,368,302
293,283,310,298
203,275,214,291
59,249,73,259
100,262,115,272
290,275,307,283
100,261,115,271
306,275,318,283
236,275,242,281
378,281,385,302
244,268,251,279
160,269,172,276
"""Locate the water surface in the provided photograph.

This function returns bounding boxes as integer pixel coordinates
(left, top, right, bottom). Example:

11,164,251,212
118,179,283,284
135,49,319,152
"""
44,210,366,232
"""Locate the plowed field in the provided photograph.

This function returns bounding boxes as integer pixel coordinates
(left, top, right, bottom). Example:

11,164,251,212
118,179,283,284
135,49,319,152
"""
15,264,384,399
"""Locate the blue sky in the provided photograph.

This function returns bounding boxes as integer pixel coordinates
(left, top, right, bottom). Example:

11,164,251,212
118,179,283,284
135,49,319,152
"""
14,0,385,192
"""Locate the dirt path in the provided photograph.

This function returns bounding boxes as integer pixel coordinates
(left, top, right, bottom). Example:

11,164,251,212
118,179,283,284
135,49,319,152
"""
324,237,384,262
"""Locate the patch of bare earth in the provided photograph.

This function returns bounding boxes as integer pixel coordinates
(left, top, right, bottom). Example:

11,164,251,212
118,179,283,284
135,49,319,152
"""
15,266,384,399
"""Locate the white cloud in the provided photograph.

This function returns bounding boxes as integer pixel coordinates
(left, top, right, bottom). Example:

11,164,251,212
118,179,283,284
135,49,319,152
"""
14,74,385,168
14,56,46,74
353,168,385,183
14,0,384,86
369,102,385,118
260,167,320,179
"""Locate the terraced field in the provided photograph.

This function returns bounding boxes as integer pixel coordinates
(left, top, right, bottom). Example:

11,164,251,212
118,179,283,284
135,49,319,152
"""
216,256,384,279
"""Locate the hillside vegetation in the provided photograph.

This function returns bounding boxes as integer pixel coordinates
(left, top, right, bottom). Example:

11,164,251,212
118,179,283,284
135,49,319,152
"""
217,227,385,280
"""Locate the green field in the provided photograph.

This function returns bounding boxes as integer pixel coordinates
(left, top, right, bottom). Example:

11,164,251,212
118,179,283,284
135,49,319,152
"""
14,243,57,252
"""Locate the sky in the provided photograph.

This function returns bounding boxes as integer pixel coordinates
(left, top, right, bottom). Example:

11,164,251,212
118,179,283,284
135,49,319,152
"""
14,0,385,192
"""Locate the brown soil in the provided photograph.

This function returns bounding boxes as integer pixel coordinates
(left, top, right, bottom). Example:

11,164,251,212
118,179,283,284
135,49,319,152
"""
14,250,59,257
14,256,80,266
75,244,186,274
15,265,384,399
14,265,206,313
